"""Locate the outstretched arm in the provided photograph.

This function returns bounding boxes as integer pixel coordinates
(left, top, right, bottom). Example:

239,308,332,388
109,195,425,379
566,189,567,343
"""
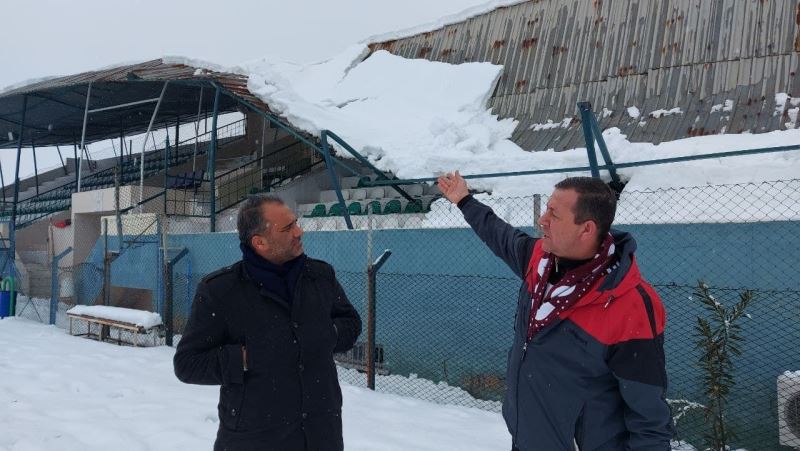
437,171,537,279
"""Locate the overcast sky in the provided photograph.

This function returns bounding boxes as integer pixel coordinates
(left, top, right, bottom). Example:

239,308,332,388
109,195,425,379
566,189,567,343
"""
1,0,488,89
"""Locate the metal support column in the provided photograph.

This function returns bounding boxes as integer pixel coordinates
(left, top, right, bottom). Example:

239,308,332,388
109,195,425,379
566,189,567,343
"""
164,137,170,215
320,130,352,229
56,145,68,175
577,102,601,178
0,160,5,202
119,133,125,169
164,247,188,347
193,87,204,172
139,82,169,205
32,140,39,196
366,249,391,390
77,82,92,192
578,101,621,186
174,116,180,165
73,140,79,185
10,95,28,269
208,85,221,232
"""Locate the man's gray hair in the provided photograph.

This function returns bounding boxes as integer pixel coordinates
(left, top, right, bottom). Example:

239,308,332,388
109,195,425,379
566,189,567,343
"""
237,194,285,245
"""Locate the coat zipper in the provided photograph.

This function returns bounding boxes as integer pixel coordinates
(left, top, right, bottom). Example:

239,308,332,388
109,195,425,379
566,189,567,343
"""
514,339,529,447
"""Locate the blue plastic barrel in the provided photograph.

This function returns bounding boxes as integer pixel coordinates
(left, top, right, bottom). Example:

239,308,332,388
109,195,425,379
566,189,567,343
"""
0,290,11,318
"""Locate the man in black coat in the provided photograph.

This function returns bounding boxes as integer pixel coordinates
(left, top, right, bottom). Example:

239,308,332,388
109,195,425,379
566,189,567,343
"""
174,194,362,451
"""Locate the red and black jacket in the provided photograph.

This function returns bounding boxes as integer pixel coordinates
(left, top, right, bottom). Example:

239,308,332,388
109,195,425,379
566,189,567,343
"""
459,195,673,451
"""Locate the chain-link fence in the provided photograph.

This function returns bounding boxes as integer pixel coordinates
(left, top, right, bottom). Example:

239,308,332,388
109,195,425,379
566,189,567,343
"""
12,176,800,450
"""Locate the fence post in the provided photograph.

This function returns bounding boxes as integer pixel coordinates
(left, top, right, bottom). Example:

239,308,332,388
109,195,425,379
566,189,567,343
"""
577,101,600,178
102,219,110,306
533,194,542,234
366,249,391,390
165,247,188,347
50,247,73,325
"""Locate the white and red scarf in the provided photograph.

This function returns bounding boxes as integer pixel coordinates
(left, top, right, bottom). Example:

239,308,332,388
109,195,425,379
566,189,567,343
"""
526,233,619,341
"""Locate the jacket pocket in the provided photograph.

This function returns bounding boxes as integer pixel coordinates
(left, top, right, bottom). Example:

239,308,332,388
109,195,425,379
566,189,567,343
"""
220,383,246,431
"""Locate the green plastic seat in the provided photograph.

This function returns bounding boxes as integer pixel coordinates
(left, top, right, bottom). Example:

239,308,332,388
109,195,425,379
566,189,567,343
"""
404,199,424,214
304,204,327,218
348,201,363,216
383,199,401,215
366,200,381,215
328,203,345,216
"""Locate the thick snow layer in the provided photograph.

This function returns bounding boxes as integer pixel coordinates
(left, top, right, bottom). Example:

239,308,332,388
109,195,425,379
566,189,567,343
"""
365,0,528,44
245,48,522,188
241,47,800,198
66,305,162,329
0,317,509,451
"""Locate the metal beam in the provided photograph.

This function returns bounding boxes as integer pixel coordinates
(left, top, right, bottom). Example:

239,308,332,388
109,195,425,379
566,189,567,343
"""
174,115,180,166
577,102,600,178
139,81,169,205
323,129,415,203
56,145,68,175
32,140,39,196
10,95,28,270
320,131,352,229
192,87,203,172
87,97,160,114
0,159,5,201
77,82,92,192
208,85,221,232
72,139,78,186
119,133,125,169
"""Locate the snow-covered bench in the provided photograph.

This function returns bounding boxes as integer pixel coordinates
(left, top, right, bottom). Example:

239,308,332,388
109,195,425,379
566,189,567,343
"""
66,305,163,347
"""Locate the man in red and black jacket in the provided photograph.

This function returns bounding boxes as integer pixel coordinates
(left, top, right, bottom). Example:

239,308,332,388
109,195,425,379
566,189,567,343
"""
438,173,674,451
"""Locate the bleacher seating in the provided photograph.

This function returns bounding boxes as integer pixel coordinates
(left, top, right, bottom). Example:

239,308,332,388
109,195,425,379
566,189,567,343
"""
296,173,441,230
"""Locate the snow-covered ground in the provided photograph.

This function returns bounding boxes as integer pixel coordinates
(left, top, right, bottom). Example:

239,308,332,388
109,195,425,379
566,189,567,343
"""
0,317,509,451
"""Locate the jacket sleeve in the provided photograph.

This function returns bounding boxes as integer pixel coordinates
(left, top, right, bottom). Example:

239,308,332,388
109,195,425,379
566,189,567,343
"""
331,275,362,353
459,195,537,279
173,282,245,386
607,286,674,450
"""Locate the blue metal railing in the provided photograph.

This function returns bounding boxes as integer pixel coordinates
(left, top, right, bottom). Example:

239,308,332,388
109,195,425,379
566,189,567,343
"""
4,119,246,228
359,143,800,187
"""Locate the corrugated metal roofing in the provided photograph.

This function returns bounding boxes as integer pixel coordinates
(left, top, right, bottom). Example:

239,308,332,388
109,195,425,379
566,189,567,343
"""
370,0,800,151
0,59,275,149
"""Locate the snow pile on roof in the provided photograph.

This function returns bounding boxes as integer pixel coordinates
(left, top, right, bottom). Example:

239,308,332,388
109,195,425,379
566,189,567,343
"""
241,46,800,197
67,305,163,329
246,46,524,188
364,0,528,44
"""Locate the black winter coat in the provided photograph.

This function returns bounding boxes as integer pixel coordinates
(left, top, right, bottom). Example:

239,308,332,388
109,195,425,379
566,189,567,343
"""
173,258,362,451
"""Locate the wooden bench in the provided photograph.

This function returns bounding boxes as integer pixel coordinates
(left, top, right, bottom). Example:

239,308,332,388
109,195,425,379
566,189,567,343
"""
67,310,163,347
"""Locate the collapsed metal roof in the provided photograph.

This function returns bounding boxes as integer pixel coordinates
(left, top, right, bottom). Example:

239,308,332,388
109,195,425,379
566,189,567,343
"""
370,0,800,151
0,59,274,150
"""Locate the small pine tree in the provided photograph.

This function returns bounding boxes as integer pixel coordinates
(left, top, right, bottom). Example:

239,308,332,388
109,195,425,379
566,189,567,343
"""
693,280,754,451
